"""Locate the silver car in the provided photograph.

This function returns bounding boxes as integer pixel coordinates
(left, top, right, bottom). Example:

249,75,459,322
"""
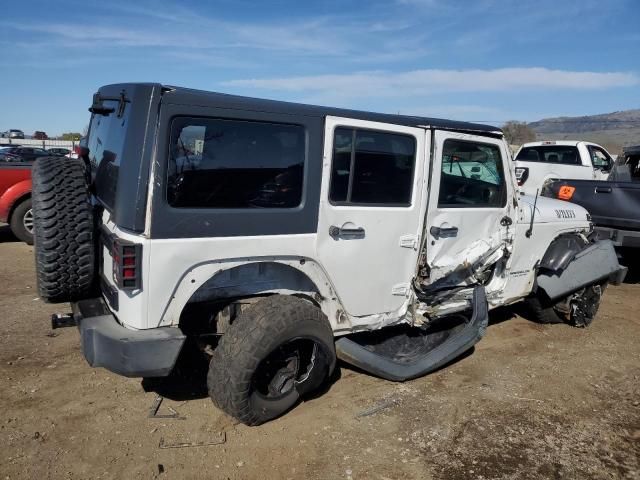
8,129,25,139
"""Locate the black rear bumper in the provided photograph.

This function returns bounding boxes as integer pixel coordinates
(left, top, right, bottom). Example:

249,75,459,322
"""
72,298,186,378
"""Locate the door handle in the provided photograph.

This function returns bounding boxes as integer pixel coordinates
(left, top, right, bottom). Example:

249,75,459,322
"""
329,225,365,239
430,226,458,239
595,186,612,193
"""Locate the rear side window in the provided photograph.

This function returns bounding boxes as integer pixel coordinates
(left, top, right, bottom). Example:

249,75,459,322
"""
87,100,129,210
438,139,507,208
515,145,580,165
329,128,416,206
167,117,305,209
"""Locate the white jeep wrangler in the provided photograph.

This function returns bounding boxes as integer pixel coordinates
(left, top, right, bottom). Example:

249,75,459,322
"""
32,84,626,425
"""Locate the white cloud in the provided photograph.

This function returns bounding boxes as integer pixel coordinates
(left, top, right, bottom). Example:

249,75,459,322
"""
222,68,639,96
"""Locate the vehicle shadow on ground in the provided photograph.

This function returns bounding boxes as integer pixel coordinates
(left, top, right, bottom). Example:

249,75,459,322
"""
142,341,344,402
0,225,19,244
147,308,520,403
142,343,210,401
618,248,640,283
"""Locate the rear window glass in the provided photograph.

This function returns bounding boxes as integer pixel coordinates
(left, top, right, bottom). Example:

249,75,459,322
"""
515,146,580,165
87,100,129,209
167,117,305,209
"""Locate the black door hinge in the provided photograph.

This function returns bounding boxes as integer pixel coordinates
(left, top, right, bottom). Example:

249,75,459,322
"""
500,216,513,227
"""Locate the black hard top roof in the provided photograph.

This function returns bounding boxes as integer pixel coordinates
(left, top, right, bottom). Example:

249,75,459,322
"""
153,83,502,137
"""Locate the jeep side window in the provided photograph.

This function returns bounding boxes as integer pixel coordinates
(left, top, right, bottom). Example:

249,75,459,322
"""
438,139,507,208
167,118,305,209
329,128,416,206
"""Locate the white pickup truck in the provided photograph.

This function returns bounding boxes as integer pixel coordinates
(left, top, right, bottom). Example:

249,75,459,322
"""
514,140,614,196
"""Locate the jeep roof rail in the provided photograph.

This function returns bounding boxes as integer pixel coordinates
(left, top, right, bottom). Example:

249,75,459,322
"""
156,83,503,138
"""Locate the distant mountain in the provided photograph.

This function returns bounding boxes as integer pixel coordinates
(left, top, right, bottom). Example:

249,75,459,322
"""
528,109,640,154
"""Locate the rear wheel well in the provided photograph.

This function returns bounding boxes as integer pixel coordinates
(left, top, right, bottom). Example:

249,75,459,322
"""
176,262,324,337
178,292,321,338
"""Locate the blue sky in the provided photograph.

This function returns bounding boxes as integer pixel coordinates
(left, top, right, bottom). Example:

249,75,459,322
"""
1,0,639,135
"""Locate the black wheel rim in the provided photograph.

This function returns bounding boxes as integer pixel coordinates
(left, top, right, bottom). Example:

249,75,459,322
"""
253,338,320,401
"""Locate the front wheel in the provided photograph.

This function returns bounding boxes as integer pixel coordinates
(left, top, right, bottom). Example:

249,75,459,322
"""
525,284,604,328
207,295,336,426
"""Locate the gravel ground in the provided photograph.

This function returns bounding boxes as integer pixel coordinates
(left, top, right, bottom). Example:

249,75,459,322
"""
0,225,638,479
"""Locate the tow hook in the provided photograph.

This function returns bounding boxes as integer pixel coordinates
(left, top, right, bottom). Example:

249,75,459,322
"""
51,313,77,329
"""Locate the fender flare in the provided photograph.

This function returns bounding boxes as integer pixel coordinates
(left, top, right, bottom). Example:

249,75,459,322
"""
538,233,587,274
160,259,345,329
0,179,31,223
536,235,626,301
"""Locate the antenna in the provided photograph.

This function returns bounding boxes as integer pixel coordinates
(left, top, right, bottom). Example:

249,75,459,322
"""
525,189,539,238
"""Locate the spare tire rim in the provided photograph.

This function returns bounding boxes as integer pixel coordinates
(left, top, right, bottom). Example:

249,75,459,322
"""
22,208,34,233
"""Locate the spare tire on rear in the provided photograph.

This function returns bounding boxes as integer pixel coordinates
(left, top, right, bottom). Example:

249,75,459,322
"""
32,157,96,303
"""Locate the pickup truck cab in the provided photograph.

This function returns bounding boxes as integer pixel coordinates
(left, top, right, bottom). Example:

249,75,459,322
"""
514,140,614,196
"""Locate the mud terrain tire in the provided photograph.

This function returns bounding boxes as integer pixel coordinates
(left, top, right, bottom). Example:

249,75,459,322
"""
208,295,336,426
525,295,565,324
32,157,96,303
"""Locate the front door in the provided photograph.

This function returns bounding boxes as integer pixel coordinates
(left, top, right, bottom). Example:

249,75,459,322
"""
424,130,514,286
316,116,428,317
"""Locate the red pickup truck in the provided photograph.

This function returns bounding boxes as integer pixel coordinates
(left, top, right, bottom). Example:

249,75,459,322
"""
0,161,33,244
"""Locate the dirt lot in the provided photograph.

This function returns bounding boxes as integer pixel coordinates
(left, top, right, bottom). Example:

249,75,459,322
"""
0,226,638,480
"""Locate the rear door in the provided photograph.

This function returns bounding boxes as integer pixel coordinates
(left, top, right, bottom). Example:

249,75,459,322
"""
424,130,515,285
316,116,428,317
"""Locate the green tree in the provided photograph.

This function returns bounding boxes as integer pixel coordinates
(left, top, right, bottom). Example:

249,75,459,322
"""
502,121,536,146
60,132,83,141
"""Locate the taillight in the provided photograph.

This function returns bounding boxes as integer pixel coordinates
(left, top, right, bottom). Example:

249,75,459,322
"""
515,167,529,186
111,239,142,290
557,185,576,201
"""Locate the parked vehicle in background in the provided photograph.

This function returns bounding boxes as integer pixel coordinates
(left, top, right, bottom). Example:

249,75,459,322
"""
514,141,614,195
0,158,33,244
65,137,87,159
8,129,25,139
0,146,50,162
47,147,71,156
33,131,49,140
0,147,22,162
31,83,626,426
543,144,640,249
